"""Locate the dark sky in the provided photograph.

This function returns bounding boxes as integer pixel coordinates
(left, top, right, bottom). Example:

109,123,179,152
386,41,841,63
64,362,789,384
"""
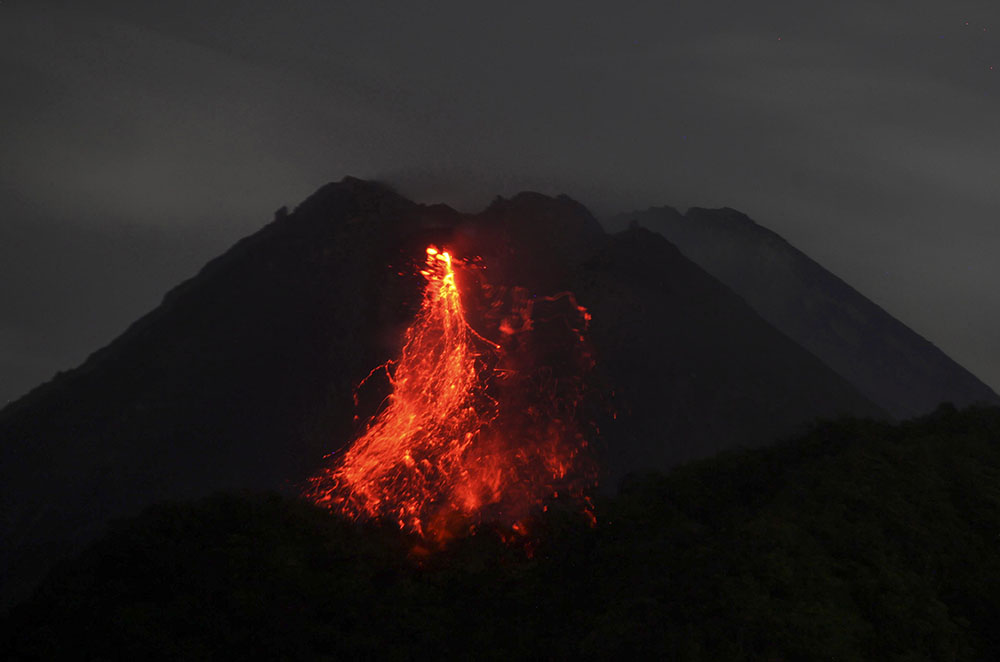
2,0,999,405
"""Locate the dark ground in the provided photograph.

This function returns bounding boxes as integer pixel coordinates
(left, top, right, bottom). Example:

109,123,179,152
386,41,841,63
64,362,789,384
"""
5,404,999,661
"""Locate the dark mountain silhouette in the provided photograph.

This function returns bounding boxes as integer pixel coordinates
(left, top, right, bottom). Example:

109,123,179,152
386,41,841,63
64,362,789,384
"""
0,178,884,607
607,206,1000,418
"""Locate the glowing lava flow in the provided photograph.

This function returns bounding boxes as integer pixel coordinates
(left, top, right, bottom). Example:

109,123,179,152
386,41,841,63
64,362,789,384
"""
306,246,595,544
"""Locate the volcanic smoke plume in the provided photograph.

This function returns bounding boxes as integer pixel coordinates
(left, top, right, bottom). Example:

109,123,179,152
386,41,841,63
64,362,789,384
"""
306,247,596,544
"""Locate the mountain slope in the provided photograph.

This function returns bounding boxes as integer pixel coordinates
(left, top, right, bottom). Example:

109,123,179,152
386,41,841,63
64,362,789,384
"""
608,206,1000,418
575,226,884,481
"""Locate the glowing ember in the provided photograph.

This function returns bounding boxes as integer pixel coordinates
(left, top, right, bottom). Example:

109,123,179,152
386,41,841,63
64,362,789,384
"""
306,246,596,544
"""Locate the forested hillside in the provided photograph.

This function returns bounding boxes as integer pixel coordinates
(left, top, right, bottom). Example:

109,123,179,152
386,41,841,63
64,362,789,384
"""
6,405,998,660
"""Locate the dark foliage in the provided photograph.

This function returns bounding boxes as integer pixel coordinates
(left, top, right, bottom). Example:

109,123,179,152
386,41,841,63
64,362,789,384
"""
5,405,999,661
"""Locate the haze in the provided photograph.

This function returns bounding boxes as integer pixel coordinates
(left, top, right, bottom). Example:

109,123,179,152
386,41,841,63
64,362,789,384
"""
2,0,998,404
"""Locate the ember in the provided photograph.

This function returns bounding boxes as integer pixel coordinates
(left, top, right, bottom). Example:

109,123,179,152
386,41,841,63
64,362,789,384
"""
306,246,596,544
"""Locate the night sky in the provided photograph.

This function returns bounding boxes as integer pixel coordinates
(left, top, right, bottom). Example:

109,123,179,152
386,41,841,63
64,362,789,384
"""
2,0,999,406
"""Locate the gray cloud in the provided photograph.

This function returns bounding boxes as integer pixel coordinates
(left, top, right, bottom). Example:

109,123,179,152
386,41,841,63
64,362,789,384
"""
2,0,998,400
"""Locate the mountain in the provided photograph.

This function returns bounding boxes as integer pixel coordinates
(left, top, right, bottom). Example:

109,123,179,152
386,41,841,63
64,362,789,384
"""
0,178,884,607
607,206,1000,418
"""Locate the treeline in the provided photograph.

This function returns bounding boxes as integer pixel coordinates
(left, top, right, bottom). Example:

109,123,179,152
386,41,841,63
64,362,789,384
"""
4,404,1000,660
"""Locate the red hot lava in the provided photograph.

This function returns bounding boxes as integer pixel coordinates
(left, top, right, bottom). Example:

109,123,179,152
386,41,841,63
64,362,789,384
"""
306,246,596,544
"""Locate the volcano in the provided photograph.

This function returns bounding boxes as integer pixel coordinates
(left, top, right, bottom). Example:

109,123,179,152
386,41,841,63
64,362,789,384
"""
1,177,900,605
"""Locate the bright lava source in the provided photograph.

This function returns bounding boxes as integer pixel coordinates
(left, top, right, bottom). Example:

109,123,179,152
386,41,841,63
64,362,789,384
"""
306,246,596,545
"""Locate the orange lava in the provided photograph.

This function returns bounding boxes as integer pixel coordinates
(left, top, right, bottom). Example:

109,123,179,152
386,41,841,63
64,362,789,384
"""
306,246,595,544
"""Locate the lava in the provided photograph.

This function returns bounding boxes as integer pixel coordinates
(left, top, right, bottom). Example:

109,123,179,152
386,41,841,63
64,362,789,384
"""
306,246,596,544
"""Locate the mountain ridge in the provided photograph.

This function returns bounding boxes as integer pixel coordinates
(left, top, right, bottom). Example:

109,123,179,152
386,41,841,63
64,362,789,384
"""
607,205,1000,418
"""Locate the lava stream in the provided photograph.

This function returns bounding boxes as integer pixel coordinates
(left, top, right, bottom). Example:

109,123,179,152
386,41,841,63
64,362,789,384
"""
307,246,595,544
